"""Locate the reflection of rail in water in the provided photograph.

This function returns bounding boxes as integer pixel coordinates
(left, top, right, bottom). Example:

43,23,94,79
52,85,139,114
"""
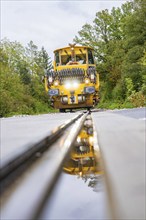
63,115,103,177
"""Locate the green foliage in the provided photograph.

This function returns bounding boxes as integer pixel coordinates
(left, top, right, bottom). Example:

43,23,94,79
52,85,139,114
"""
141,75,146,95
74,0,146,109
127,91,145,107
123,77,145,107
0,39,53,117
125,77,135,97
112,79,126,101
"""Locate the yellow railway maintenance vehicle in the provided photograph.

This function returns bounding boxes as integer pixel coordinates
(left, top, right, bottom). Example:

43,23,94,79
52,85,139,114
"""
44,44,99,112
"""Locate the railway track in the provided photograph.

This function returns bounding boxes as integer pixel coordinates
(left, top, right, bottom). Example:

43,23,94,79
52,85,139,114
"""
1,111,101,220
1,109,145,220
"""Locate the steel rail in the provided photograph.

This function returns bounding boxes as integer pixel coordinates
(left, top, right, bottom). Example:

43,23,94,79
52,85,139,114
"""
34,112,88,219
0,112,84,192
1,112,88,220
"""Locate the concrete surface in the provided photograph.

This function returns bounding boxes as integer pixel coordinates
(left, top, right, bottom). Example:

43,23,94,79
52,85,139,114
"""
92,111,145,220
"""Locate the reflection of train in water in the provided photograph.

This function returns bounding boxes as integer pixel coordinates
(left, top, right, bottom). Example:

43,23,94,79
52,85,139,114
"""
63,115,103,176
44,44,99,112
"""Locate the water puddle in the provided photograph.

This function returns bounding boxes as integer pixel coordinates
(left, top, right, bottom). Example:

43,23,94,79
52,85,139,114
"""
40,115,108,219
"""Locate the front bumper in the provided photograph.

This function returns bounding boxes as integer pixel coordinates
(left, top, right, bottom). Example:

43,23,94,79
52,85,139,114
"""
48,86,99,108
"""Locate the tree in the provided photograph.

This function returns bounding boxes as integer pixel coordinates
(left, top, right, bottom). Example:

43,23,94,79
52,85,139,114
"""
39,47,53,72
0,39,53,116
73,0,146,108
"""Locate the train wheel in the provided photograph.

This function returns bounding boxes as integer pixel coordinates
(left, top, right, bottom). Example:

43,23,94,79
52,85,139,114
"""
59,109,66,113
87,107,91,112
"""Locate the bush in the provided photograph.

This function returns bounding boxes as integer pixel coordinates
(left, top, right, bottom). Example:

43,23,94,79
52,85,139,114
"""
127,91,145,107
33,100,49,114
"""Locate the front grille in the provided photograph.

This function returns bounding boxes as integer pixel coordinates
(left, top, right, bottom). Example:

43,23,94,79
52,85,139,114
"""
48,68,85,84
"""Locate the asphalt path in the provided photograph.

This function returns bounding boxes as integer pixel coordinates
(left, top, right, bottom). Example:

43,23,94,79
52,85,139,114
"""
1,107,145,161
0,112,81,161
107,107,145,120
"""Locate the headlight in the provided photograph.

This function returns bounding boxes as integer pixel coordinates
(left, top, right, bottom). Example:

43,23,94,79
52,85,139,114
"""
77,136,81,143
85,78,90,84
65,82,71,89
90,73,95,80
54,81,59,86
48,76,53,83
65,81,79,89
89,136,94,145
73,81,79,88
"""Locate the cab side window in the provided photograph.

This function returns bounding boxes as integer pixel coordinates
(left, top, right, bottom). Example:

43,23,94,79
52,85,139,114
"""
88,49,94,64
55,52,60,66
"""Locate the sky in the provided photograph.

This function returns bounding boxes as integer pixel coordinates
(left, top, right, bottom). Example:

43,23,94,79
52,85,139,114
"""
1,0,127,59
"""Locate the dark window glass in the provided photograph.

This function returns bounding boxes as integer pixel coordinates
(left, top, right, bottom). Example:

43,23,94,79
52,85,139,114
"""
61,55,71,65
76,54,86,64
55,52,59,65
88,49,94,64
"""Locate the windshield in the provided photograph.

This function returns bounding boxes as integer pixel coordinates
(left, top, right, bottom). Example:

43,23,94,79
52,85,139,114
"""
61,54,86,65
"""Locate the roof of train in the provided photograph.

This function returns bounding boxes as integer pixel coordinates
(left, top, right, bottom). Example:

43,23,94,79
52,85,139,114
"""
53,45,93,53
